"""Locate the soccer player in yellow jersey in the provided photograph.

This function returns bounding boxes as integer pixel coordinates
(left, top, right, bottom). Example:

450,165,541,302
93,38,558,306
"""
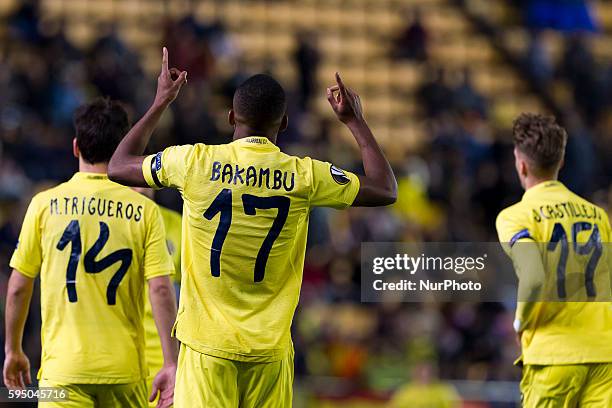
134,187,182,407
3,99,179,408
108,48,397,407
496,114,612,407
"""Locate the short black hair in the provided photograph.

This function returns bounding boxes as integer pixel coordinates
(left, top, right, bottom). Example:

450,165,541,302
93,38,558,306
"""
73,98,129,164
233,74,286,129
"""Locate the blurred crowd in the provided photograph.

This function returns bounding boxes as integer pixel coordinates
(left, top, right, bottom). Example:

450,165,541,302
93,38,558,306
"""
1,0,611,406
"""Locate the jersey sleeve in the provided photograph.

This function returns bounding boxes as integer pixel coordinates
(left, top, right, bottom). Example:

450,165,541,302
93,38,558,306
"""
142,145,195,190
308,159,360,209
143,204,175,280
9,196,43,278
496,207,535,255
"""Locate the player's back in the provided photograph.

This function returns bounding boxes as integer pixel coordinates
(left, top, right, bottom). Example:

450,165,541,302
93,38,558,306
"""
496,180,612,364
144,136,359,361
11,172,169,383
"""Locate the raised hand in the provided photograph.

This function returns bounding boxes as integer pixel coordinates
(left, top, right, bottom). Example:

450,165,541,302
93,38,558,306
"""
154,47,187,108
326,72,364,125
3,350,31,389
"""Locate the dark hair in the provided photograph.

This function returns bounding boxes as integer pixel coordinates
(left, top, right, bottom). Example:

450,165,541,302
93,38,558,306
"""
512,113,567,175
233,74,286,130
73,98,129,164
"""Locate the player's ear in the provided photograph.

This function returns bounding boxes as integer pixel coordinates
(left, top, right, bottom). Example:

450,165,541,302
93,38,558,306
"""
228,110,236,127
519,159,529,179
72,138,79,159
279,114,288,132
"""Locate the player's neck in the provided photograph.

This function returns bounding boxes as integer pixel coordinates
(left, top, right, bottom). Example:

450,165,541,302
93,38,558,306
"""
78,158,109,175
232,126,277,144
523,175,557,191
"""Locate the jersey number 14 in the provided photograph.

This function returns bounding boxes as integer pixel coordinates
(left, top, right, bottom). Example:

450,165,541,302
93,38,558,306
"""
57,220,132,305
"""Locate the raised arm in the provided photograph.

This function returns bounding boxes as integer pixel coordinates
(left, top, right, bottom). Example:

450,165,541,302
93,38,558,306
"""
3,270,34,389
108,47,187,187
326,73,397,206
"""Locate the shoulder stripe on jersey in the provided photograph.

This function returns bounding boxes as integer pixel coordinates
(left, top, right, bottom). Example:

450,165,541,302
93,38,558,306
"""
510,229,533,247
150,153,163,188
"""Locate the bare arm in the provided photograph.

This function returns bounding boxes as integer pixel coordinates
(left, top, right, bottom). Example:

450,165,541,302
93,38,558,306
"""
147,275,178,407
326,73,397,206
3,270,34,389
108,47,187,187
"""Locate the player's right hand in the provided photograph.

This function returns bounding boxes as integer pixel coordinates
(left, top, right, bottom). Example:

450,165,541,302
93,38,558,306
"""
326,72,364,124
154,47,187,108
149,363,176,408
3,350,31,389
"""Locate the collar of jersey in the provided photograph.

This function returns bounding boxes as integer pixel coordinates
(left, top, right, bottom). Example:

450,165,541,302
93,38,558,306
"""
232,136,280,151
71,172,109,181
523,180,563,199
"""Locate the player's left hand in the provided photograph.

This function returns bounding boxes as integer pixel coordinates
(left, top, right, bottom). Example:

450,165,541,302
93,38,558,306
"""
149,363,176,408
154,47,187,108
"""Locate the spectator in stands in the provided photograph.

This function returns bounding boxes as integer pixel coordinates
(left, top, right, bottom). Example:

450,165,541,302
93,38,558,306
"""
293,31,320,110
163,15,216,82
87,24,143,105
559,111,598,195
416,67,453,118
393,7,428,62
452,67,487,118
7,0,41,44
525,31,553,85
524,0,598,32
560,35,606,123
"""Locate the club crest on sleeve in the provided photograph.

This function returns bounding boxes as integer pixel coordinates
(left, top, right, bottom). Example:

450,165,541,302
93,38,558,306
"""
330,165,350,185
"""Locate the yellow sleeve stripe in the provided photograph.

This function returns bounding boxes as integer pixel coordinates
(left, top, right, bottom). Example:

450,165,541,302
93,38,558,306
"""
142,154,162,190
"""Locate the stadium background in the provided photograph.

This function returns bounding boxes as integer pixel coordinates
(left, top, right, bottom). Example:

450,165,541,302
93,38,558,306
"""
0,0,610,406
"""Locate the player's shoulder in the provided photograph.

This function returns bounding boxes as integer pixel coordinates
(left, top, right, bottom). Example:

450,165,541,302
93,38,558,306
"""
496,200,529,226
160,143,204,162
28,181,70,206
495,199,537,241
565,188,610,224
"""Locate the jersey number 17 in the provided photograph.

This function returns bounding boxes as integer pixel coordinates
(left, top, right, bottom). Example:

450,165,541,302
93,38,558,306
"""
547,221,602,299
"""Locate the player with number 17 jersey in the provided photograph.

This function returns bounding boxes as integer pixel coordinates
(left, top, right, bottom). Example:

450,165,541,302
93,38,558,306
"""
142,137,359,361
497,180,612,364
10,172,174,383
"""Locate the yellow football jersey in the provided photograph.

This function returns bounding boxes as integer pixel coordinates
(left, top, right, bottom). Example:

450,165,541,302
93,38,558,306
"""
496,180,612,365
142,136,360,362
159,205,182,281
143,205,182,379
9,172,174,384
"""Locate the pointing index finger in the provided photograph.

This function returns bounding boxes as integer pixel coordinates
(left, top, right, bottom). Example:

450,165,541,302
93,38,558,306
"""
162,47,169,74
335,72,348,95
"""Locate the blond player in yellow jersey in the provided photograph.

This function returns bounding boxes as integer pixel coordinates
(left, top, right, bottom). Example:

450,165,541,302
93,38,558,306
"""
133,187,182,407
496,114,612,407
3,99,179,408
108,48,397,407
